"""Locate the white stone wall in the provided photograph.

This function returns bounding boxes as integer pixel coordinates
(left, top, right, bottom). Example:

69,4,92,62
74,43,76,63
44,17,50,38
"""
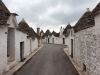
54,37,59,44
0,27,7,74
0,15,39,74
27,38,32,56
46,35,63,44
74,27,99,75
15,30,39,61
41,38,45,43
43,37,47,43
50,35,58,44
94,14,100,75
15,30,27,62
56,37,62,44
65,36,71,54
74,14,100,75
44,36,52,43
31,38,38,52
7,28,15,61
64,28,74,56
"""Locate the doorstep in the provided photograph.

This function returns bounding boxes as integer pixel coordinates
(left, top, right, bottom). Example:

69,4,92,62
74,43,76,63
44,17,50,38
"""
64,48,88,75
3,44,44,75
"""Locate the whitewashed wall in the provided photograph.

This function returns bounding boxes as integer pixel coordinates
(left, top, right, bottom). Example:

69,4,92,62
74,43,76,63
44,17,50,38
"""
41,38,45,43
56,37,62,44
54,37,58,44
0,27,7,74
15,31,39,61
73,14,100,75
74,27,98,75
15,30,25,61
6,15,19,70
65,29,74,56
43,36,52,43
0,15,39,74
31,38,38,52
44,35,63,44
50,35,56,43
27,38,31,56
94,14,100,75
65,36,71,54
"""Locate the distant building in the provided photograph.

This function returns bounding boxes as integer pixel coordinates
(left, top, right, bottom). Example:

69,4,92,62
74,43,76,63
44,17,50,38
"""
40,23,74,51
40,3,100,75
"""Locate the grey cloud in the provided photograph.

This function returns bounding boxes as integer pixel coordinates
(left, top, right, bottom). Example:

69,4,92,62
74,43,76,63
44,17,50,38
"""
50,7,85,25
3,0,100,32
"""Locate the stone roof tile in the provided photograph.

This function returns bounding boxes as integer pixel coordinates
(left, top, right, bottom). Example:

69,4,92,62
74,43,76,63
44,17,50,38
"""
0,0,10,26
63,24,72,35
44,29,52,37
92,2,100,16
17,19,40,39
73,11,94,33
52,31,59,37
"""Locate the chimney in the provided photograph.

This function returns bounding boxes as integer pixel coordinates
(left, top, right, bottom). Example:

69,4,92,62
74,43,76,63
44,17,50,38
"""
21,18,26,22
37,28,40,35
60,26,63,37
86,8,91,12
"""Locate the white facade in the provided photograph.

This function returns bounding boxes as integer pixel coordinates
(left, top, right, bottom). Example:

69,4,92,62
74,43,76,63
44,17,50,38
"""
50,35,58,44
0,15,40,74
0,27,7,74
74,26,99,75
73,11,100,75
65,28,74,56
41,28,74,60
41,28,74,56
44,36,51,43
43,35,63,44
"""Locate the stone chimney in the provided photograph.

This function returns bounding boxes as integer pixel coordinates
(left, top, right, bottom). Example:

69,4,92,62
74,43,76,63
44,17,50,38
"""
37,27,40,35
21,18,25,22
86,8,91,12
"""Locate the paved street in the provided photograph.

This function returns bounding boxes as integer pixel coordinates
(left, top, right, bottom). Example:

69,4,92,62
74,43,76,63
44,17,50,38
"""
14,44,79,75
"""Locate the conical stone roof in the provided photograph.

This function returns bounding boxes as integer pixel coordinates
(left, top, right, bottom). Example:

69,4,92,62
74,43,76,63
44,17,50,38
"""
0,0,10,26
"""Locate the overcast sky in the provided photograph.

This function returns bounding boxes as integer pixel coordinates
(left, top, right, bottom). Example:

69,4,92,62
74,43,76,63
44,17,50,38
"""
3,0,100,32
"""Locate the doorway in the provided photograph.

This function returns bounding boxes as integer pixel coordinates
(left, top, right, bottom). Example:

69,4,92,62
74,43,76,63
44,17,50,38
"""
20,42,24,61
30,39,32,53
63,38,65,44
7,28,15,63
48,38,49,43
46,39,47,43
71,39,73,58
52,38,54,43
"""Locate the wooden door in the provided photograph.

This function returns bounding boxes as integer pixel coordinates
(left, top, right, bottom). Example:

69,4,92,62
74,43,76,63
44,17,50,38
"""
20,42,24,61
71,39,73,58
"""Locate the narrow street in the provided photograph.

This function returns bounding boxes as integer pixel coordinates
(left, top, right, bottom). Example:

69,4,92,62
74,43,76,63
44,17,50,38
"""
14,44,79,75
